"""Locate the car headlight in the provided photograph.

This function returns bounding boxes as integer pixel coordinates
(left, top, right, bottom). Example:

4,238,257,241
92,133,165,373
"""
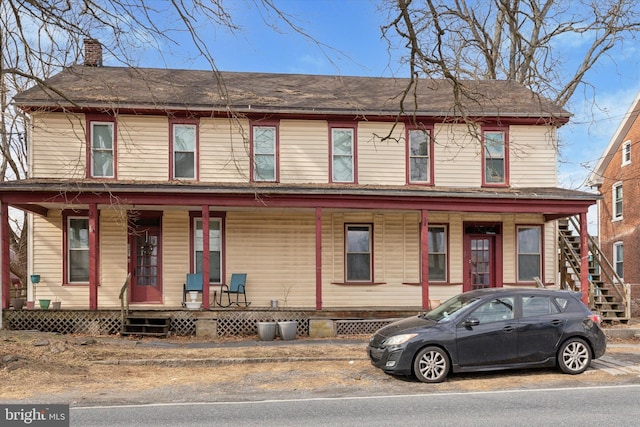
383,333,418,346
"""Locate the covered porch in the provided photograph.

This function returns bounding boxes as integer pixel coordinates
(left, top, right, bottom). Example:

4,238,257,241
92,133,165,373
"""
1,180,598,314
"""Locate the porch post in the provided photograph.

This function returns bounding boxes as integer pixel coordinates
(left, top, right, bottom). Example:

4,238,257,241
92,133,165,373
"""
1,201,10,310
579,211,589,305
420,209,430,310
202,206,210,309
315,207,322,310
88,203,99,309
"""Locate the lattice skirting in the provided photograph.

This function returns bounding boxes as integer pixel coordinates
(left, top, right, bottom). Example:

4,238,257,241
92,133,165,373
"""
2,310,309,337
215,311,309,337
335,319,398,335
3,310,395,337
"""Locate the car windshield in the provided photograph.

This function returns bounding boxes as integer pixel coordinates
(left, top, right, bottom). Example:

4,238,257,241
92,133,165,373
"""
422,294,482,322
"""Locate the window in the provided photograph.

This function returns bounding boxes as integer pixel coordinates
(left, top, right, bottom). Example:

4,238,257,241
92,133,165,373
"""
90,121,115,178
472,297,515,324
331,126,356,183
172,123,197,179
67,217,89,283
483,129,508,185
622,141,631,166
522,295,560,317
346,225,372,282
613,182,623,220
517,226,541,282
408,127,433,184
252,124,278,182
614,242,623,279
193,217,223,283
428,226,447,281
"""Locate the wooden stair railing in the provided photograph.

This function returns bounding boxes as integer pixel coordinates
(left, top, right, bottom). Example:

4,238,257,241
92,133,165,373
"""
558,217,630,323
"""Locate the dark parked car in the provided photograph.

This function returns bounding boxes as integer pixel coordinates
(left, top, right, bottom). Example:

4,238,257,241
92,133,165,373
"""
368,288,606,383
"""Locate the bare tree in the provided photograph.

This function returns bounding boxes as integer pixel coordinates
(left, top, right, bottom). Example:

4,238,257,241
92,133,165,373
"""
0,0,294,285
382,0,640,110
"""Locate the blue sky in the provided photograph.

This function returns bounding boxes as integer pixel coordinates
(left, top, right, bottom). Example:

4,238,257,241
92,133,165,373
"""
133,0,640,196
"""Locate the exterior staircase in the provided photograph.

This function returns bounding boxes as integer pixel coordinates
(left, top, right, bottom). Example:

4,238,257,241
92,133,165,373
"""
558,217,630,323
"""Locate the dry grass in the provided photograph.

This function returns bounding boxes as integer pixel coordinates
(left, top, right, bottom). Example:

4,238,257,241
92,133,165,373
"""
1,330,639,406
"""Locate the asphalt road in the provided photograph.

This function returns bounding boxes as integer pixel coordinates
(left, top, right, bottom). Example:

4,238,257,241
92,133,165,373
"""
71,384,640,427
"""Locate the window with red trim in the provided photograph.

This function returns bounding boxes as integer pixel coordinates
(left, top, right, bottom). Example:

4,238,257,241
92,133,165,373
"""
251,122,279,182
170,120,199,180
87,116,116,178
482,127,508,186
407,125,434,184
63,211,90,284
345,224,372,282
330,124,356,183
190,213,225,284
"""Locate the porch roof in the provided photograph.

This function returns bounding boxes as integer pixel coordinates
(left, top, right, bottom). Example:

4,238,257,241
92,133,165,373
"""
0,179,599,218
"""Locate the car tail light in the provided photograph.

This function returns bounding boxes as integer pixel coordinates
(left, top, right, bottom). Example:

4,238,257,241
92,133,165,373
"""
588,313,602,325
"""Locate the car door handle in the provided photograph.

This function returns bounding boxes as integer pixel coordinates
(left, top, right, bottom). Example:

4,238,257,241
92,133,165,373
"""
551,320,563,326
503,326,515,333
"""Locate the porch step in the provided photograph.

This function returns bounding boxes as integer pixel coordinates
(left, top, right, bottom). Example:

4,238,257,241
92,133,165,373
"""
121,315,171,337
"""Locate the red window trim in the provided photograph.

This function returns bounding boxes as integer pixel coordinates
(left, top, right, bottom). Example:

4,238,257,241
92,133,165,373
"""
344,223,373,283
481,125,509,187
169,118,200,181
62,209,91,286
85,114,117,179
249,120,280,183
406,123,435,186
329,122,358,184
188,211,226,285
515,224,544,284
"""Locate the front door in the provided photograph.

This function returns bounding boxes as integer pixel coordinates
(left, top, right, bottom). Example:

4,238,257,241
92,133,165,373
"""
129,216,162,303
463,222,502,292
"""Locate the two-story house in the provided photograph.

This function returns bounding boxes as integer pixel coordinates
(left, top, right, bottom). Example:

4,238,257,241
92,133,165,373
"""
587,92,640,303
1,40,597,315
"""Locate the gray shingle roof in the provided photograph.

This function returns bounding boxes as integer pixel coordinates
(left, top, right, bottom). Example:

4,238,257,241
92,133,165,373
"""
14,66,569,120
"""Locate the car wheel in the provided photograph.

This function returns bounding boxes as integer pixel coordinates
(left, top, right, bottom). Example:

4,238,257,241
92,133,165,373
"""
558,338,591,374
413,346,450,383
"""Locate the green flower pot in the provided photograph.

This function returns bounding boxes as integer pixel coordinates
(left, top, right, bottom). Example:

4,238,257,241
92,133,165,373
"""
39,299,51,309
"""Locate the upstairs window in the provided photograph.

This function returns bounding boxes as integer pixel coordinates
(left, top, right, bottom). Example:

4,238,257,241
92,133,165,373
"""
428,225,447,282
613,182,623,220
89,121,115,178
517,226,541,282
251,124,278,182
331,125,356,183
622,141,631,166
346,224,372,282
482,128,508,186
408,127,433,184
171,123,198,180
613,242,624,279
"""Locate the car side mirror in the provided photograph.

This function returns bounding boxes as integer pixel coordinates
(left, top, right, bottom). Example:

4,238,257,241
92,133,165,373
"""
463,318,480,328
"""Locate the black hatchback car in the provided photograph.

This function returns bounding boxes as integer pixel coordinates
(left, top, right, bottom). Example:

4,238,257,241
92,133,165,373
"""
368,288,606,383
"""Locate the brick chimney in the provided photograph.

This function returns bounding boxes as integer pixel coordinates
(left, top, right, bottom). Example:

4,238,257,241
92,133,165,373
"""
84,39,103,67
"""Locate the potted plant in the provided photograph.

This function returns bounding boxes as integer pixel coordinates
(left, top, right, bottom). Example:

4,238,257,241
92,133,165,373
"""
51,298,61,310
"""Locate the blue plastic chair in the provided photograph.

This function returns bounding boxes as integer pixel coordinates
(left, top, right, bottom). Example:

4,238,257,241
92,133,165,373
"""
182,273,203,306
218,273,249,307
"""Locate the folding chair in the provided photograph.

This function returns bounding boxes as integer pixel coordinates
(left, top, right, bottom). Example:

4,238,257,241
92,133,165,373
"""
218,273,250,307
